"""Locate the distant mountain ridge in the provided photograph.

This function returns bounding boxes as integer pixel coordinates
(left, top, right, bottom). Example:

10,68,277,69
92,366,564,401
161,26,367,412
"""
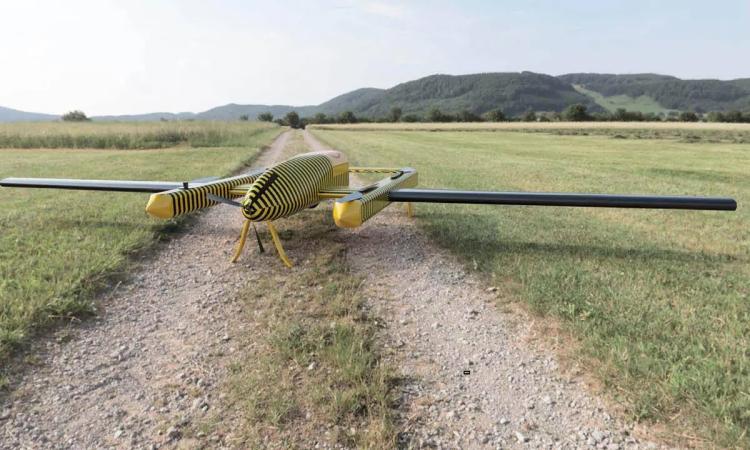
2,72,749,122
0,106,59,122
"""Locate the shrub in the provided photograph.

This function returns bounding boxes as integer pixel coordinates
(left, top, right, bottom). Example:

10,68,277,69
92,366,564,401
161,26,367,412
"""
285,111,300,128
563,104,590,121
257,112,274,122
239,114,249,121
458,109,482,122
678,111,699,122
61,110,90,122
427,107,453,122
338,111,357,124
402,114,421,123
389,107,402,122
485,109,506,122
312,113,329,124
522,110,537,122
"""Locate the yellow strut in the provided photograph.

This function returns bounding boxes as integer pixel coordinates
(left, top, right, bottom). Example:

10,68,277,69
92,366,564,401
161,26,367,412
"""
231,220,251,263
267,222,293,268
405,202,414,218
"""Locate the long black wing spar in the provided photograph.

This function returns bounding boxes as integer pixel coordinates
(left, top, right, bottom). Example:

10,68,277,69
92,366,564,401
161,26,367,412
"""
0,178,183,193
388,189,737,211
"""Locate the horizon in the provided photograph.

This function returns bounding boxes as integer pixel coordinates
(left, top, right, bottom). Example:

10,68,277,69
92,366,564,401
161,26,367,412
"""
1,0,748,116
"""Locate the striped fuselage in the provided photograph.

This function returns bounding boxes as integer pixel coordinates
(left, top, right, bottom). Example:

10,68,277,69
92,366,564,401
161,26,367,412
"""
241,151,348,222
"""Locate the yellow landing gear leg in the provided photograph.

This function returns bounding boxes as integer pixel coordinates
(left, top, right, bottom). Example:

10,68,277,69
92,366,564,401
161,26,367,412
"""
231,220,252,263
405,202,414,218
267,221,293,268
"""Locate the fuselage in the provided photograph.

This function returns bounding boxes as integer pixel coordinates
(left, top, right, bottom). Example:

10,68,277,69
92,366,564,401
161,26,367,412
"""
241,151,348,221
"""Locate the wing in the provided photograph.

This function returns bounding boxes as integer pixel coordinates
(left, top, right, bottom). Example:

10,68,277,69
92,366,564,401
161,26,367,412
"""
0,178,183,193
388,189,737,211
0,170,262,194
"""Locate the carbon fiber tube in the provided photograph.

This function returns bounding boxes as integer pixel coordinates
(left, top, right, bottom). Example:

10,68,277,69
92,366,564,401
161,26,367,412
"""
0,178,184,193
388,189,737,211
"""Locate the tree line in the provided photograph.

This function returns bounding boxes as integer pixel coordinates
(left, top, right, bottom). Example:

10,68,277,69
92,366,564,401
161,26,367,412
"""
251,105,750,128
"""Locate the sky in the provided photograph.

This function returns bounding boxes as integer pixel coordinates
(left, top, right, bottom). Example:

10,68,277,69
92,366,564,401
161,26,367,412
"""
0,0,748,115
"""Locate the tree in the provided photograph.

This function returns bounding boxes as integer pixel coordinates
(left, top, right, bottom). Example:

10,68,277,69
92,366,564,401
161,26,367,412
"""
563,104,590,122
678,111,699,122
338,111,357,124
62,110,90,122
485,109,506,122
257,112,274,122
389,107,402,122
239,114,249,121
285,111,300,128
312,113,329,124
522,110,537,122
458,109,482,122
402,114,420,123
427,107,452,122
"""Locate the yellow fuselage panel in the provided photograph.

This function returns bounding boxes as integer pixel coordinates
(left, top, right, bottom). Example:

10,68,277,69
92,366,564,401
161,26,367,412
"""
145,173,260,219
241,151,349,222
333,168,418,228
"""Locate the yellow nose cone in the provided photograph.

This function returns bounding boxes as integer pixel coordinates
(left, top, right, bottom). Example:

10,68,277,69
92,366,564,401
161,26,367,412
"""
146,193,174,219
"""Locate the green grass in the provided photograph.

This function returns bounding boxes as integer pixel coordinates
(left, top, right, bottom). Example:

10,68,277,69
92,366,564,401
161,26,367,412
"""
310,122,750,144
0,124,281,363
223,199,396,447
0,121,276,149
312,128,750,447
574,84,676,115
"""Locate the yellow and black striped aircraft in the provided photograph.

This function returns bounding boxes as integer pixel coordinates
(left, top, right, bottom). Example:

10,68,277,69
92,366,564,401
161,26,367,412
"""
0,150,737,268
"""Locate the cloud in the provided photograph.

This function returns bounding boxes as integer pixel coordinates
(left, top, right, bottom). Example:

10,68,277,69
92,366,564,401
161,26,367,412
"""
360,1,408,19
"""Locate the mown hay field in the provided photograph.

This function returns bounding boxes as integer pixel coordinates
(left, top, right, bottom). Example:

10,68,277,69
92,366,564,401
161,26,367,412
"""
311,121,750,144
311,127,749,447
0,121,276,149
0,122,281,366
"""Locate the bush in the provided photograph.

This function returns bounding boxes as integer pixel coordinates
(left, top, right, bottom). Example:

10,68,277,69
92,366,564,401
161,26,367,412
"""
485,109,506,122
389,107,402,122
239,114,249,121
338,111,357,124
285,111,300,128
457,109,482,122
427,107,453,122
311,113,330,124
61,110,90,122
257,112,274,122
563,104,590,121
522,110,537,122
678,111,699,122
402,114,421,123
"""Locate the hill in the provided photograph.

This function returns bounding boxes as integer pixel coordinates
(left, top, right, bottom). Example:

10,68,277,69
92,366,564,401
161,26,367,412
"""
316,72,600,117
0,106,58,122
2,71,750,122
559,73,750,113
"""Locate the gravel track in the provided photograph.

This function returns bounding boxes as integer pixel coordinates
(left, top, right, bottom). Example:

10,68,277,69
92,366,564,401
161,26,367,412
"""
304,130,667,450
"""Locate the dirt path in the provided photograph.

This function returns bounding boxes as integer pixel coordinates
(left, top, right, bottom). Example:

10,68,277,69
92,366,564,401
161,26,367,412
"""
304,130,664,449
0,131,292,449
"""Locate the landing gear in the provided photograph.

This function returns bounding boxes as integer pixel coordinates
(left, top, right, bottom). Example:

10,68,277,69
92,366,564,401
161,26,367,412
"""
230,220,292,268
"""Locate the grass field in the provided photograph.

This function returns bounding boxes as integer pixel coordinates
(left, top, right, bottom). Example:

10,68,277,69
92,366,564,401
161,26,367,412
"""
311,121,750,144
311,126,749,447
0,122,281,366
573,84,675,115
0,121,274,149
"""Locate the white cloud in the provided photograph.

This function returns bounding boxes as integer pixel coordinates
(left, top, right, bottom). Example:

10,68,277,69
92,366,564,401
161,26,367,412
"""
359,1,409,19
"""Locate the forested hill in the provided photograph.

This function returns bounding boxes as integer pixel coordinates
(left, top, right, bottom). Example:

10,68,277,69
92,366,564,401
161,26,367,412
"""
316,72,600,117
558,73,750,113
2,72,750,122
